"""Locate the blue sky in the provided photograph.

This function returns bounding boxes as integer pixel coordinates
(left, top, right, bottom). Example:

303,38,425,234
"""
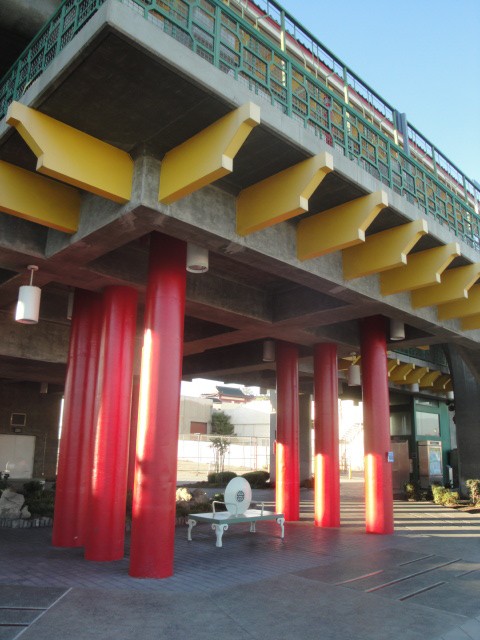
278,0,480,183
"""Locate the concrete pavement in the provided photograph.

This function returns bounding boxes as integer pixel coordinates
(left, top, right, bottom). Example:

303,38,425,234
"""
1,480,480,640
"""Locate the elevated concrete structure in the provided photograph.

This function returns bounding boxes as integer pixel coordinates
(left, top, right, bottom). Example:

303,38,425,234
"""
0,0,479,575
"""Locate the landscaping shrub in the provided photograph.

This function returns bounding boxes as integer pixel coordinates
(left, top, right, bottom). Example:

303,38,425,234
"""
404,481,421,501
215,471,237,485
431,484,459,506
241,470,269,488
23,480,44,496
466,479,480,505
24,490,55,517
207,472,217,484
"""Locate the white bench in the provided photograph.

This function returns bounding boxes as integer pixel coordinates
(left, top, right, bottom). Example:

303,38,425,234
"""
186,477,285,547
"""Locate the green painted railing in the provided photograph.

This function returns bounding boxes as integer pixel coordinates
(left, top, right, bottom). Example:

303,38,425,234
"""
1,0,479,250
393,346,448,369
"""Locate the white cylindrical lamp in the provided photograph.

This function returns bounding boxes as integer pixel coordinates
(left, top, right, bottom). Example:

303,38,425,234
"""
390,319,405,341
15,265,41,324
347,363,361,386
262,339,275,362
186,244,209,273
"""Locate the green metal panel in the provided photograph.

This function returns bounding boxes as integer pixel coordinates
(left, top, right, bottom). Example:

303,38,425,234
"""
0,0,479,251
413,400,452,485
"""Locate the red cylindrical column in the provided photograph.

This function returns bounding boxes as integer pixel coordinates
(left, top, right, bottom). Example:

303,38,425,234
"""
84,286,138,561
129,232,186,578
53,289,102,547
360,316,394,534
313,343,340,528
127,380,140,494
275,341,300,521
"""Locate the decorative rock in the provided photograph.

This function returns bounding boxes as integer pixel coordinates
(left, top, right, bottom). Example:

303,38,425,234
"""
0,488,29,519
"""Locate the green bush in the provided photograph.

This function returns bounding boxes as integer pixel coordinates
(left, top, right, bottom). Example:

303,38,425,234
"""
215,471,237,485
207,472,217,484
466,479,480,505
404,481,421,501
431,484,459,506
431,485,446,504
24,490,55,517
241,470,269,488
23,480,44,496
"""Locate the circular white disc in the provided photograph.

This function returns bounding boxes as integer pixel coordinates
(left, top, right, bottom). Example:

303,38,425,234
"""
224,477,252,516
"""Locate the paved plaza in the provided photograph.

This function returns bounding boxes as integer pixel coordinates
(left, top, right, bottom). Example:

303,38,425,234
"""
1,480,480,640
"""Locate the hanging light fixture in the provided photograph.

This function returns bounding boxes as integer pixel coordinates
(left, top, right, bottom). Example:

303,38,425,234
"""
66,289,75,320
409,383,420,393
186,244,209,273
390,319,405,341
446,390,454,401
347,354,361,386
262,339,275,362
15,265,41,324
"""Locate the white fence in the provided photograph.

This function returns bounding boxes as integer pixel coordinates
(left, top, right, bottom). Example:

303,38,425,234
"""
177,434,270,481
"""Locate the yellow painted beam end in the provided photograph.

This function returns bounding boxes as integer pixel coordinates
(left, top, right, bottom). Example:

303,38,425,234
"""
0,160,80,233
461,314,480,331
380,242,460,296
159,102,261,204
411,262,480,308
297,190,388,261
437,284,480,320
389,362,415,382
236,151,333,236
419,371,442,388
343,219,427,280
7,101,133,203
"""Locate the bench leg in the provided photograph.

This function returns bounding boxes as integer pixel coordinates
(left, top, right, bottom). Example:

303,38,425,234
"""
212,523,228,547
187,519,197,541
276,516,285,539
250,521,256,533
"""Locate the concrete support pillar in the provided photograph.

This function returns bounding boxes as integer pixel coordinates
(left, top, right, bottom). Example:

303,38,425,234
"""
313,343,340,528
299,392,312,483
84,286,138,561
275,341,300,521
360,316,394,534
52,289,102,547
129,232,187,578
445,345,480,495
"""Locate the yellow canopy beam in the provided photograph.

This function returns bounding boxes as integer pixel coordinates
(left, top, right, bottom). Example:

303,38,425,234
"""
342,219,427,280
411,263,480,308
6,101,133,203
438,284,480,320
433,374,451,391
389,362,415,382
297,190,388,261
159,102,261,204
387,358,400,375
380,242,460,296
0,160,80,233
236,151,333,236
396,366,429,385
419,371,442,388
461,314,480,331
